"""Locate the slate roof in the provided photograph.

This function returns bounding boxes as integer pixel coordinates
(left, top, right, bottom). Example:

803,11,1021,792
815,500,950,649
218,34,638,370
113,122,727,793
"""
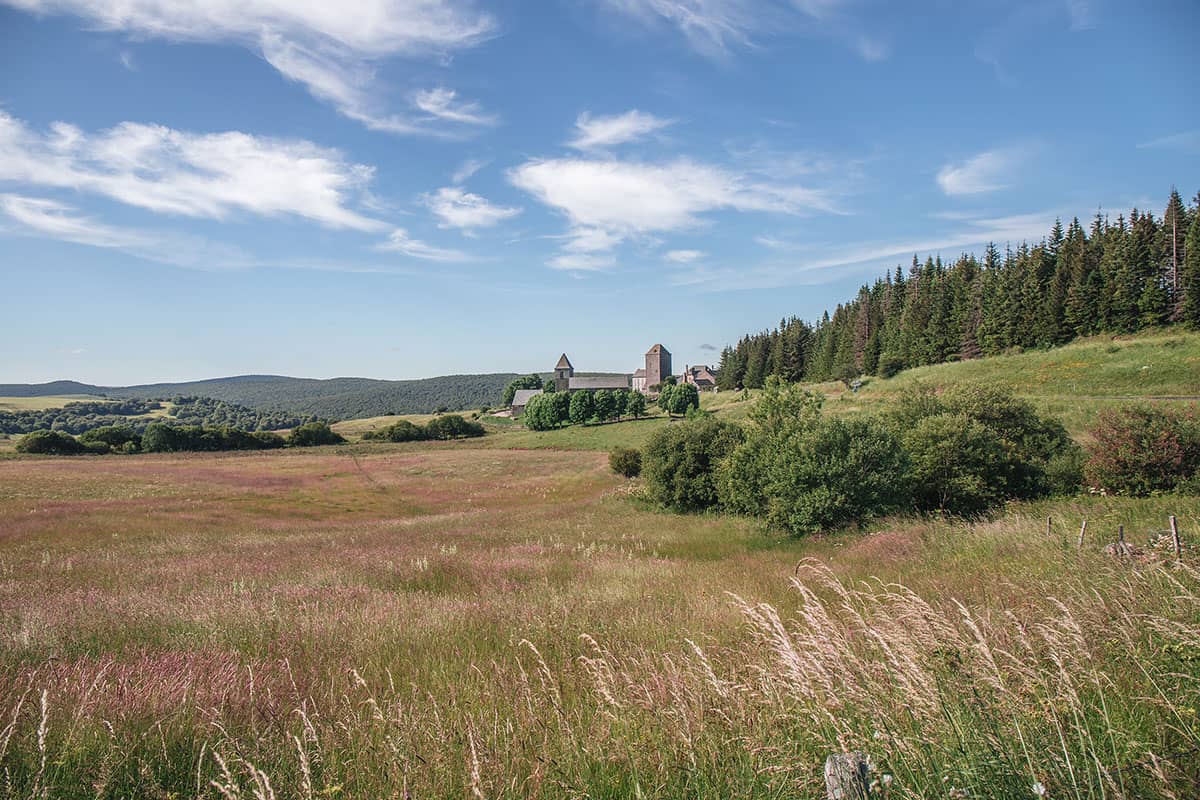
568,376,630,391
555,353,573,369
511,389,543,407
646,344,669,355
632,368,646,377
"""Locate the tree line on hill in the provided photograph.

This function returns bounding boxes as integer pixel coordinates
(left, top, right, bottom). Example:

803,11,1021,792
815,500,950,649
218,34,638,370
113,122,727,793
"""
519,385,699,431
629,379,1198,536
110,373,522,419
717,188,1200,387
361,414,485,442
16,421,347,455
0,396,318,436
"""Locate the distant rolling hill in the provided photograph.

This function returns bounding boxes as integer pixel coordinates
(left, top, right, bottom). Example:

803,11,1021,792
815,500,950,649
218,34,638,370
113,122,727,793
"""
0,373,531,420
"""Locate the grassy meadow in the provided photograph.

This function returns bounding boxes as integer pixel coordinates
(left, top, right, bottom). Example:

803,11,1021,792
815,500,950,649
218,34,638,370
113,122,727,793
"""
2,330,1199,798
0,395,104,411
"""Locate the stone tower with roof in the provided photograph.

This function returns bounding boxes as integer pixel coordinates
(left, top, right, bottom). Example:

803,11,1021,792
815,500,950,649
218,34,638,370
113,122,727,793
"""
553,353,574,392
644,344,672,389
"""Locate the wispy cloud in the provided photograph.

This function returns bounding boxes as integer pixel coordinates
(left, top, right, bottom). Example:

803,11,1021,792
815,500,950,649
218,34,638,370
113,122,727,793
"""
0,192,259,268
675,210,1057,291
412,88,496,126
509,155,835,268
937,146,1032,196
664,248,705,262
569,110,673,150
0,112,387,230
597,0,886,61
451,158,488,184
423,186,521,231
376,228,471,262
1136,130,1200,153
4,0,497,136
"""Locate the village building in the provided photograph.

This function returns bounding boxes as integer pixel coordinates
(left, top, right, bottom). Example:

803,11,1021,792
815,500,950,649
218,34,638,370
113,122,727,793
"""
510,388,543,414
683,364,717,391
548,344,674,397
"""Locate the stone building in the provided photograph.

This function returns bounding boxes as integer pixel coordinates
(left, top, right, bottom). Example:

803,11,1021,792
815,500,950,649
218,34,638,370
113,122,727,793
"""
683,364,717,391
644,344,672,389
551,344,671,395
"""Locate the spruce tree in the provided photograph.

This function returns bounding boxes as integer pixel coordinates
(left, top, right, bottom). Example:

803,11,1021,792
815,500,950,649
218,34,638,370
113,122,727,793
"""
1181,210,1200,327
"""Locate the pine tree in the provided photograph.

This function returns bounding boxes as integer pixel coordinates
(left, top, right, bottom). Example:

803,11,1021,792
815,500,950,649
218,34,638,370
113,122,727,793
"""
1181,209,1200,327
1163,188,1187,318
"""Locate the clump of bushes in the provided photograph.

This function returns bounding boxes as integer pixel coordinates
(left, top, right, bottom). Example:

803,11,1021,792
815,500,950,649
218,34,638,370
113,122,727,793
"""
362,414,484,442
1084,405,1200,495
287,422,346,448
16,429,89,455
609,447,641,478
143,423,288,452
642,377,1084,535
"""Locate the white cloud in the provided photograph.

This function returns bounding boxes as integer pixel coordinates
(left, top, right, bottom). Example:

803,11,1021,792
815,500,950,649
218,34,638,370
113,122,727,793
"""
510,156,834,271
675,210,1057,291
598,0,882,61
423,186,521,230
0,193,153,249
510,156,833,265
598,0,759,56
376,228,470,261
0,192,259,268
2,0,496,135
547,252,615,272
569,110,672,150
664,248,704,262
451,158,488,184
1136,130,1200,153
0,112,385,230
412,88,495,126
936,146,1030,196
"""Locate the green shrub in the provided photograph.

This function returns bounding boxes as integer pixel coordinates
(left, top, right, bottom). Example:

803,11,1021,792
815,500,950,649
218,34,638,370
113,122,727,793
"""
642,418,744,512
757,417,909,535
902,413,1010,515
16,430,86,455
423,414,484,440
364,420,428,442
892,383,1080,501
78,425,141,451
1084,405,1200,495
288,422,346,448
609,447,642,478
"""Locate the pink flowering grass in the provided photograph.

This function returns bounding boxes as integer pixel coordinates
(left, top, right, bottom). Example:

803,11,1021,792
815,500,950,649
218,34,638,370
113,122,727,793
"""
0,446,1197,798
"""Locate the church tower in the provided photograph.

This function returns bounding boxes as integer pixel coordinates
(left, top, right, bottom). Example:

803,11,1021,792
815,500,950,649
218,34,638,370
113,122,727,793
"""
554,353,574,392
645,344,672,389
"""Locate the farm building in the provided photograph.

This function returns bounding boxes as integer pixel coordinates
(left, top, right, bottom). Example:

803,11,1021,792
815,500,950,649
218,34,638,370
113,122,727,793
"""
510,389,543,414
683,365,717,391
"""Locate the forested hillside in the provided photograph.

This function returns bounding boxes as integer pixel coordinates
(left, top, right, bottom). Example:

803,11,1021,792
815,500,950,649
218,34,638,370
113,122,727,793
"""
110,374,522,418
2,373,524,420
718,188,1200,387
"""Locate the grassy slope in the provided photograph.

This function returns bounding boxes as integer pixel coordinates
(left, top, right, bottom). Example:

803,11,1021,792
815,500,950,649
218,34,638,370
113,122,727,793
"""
1,330,1198,797
0,394,105,411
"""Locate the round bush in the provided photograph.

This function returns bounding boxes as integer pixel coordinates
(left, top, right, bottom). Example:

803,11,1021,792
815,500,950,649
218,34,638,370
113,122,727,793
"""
1084,405,1200,495
642,418,744,512
609,447,642,478
762,417,909,535
902,413,1010,515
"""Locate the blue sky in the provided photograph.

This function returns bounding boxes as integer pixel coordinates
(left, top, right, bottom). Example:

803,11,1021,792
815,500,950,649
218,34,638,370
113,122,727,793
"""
1,0,1197,385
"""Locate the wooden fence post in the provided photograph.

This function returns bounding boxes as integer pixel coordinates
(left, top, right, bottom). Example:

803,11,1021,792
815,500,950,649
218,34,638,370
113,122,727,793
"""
824,752,870,799
1170,515,1182,560
1118,524,1125,544
1046,516,1052,536
1078,519,1087,549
